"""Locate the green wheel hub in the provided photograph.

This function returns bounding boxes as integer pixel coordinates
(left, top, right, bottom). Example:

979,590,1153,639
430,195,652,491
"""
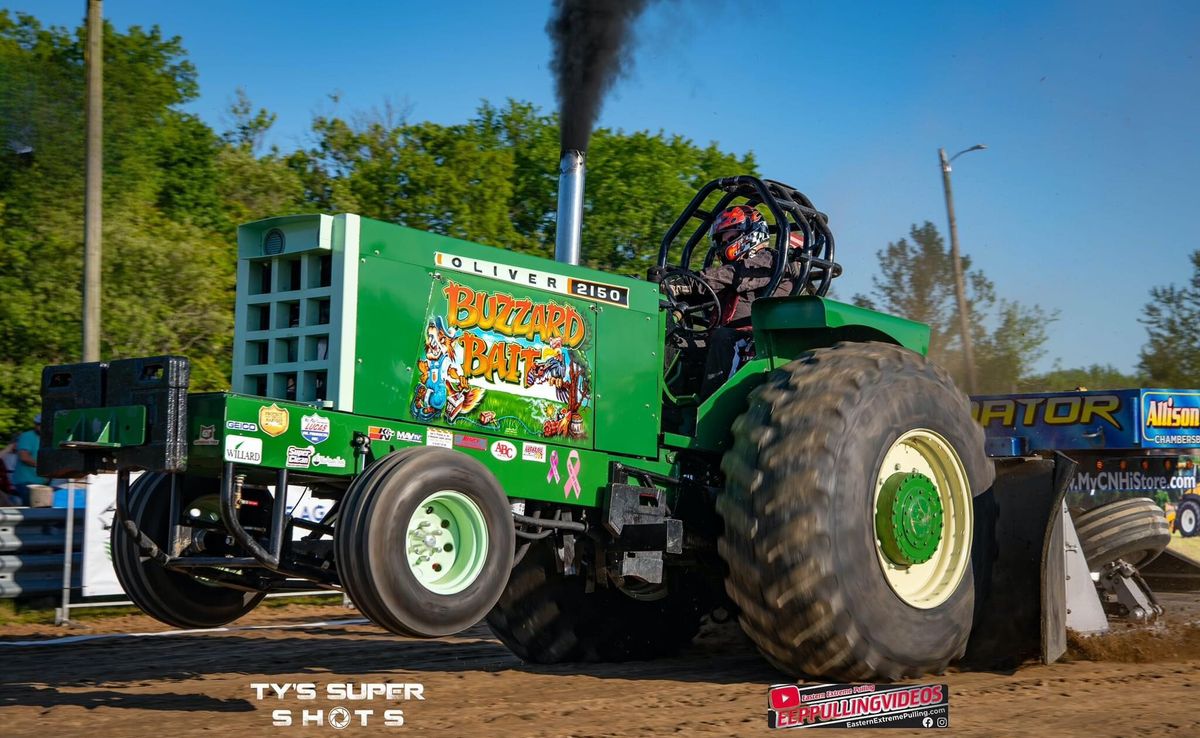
405,490,489,595
875,472,944,566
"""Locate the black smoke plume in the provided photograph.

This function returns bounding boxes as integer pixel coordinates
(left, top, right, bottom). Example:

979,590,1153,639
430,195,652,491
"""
547,0,652,152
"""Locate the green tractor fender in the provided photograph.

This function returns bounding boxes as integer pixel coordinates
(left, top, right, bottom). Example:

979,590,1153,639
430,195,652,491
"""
688,296,931,452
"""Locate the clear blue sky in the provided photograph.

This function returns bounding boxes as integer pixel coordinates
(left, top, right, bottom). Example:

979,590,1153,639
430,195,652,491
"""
12,1,1200,375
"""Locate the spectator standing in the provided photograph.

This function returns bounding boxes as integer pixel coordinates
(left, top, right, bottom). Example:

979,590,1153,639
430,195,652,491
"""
10,414,46,506
1,435,16,475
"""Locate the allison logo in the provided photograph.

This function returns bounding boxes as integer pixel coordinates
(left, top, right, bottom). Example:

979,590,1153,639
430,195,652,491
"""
1145,396,1200,428
224,435,263,465
1141,391,1200,445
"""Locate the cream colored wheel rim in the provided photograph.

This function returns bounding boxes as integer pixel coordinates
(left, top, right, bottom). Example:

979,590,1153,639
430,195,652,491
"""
873,429,973,609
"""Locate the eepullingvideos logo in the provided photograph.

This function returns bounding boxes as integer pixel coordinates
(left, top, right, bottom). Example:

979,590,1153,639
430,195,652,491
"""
767,683,949,730
250,682,425,729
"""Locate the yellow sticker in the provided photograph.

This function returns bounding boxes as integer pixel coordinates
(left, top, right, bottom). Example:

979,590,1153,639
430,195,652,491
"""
258,403,289,438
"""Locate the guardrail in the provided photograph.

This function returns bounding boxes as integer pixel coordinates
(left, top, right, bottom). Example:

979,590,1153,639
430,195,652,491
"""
0,507,84,598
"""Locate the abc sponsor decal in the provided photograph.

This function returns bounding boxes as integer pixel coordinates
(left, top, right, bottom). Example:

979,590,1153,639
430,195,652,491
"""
490,439,517,461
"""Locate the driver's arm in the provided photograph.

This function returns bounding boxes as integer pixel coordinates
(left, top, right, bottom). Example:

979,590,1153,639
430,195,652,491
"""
701,262,737,294
731,249,777,294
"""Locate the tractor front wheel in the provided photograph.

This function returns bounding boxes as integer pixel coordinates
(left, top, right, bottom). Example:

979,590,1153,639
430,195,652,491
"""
336,448,514,637
718,341,993,680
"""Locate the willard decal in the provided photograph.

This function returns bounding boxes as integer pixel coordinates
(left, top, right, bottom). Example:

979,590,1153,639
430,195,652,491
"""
224,435,263,465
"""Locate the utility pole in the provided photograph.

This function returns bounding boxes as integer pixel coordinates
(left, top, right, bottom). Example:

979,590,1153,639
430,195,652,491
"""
938,144,986,394
82,0,103,362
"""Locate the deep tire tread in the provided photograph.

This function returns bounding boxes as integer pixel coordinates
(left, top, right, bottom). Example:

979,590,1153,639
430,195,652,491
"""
717,341,992,680
335,448,514,638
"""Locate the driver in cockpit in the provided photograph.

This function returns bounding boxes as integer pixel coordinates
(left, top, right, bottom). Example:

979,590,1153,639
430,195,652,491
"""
698,204,796,398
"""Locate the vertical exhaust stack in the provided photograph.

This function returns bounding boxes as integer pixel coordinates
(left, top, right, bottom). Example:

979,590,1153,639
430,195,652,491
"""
547,0,653,266
555,149,586,265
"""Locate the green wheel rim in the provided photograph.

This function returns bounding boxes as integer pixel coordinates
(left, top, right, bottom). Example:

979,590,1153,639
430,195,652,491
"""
872,429,973,609
875,472,944,566
405,490,489,595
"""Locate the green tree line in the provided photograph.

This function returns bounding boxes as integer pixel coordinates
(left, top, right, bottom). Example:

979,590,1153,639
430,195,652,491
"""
1,12,1193,438
0,13,750,436
852,220,1196,395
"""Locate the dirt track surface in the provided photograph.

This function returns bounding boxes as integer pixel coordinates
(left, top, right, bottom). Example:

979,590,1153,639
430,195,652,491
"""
1,598,1199,737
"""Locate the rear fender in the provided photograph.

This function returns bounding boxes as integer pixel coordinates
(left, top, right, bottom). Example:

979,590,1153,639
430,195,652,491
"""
691,296,930,452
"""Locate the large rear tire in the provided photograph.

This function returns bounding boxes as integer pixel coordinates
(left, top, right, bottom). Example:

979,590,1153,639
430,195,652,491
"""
336,447,514,637
112,472,265,628
486,539,712,662
1073,497,1171,570
718,341,993,680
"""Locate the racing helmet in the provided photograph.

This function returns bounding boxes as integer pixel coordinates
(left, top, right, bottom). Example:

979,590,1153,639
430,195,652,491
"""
711,205,769,264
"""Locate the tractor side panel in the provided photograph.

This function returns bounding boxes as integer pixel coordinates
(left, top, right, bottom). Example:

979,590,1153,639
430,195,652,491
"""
592,301,662,458
352,255,437,420
353,219,600,449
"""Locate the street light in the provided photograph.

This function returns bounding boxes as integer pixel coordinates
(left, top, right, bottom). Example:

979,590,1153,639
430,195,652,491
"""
938,144,986,394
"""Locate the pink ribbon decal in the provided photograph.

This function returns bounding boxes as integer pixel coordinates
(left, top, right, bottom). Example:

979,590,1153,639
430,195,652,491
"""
564,450,582,499
547,450,561,484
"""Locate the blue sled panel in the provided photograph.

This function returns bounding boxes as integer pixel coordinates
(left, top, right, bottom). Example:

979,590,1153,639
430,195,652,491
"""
972,388,1200,453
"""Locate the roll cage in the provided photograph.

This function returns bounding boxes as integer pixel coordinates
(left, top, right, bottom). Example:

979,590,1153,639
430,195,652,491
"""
653,176,843,298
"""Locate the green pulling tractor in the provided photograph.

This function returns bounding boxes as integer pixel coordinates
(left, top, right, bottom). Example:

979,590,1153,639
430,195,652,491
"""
41,175,1040,681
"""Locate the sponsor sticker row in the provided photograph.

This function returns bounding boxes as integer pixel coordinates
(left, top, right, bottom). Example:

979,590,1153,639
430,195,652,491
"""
287,445,348,470
368,425,423,444
216,402,556,474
